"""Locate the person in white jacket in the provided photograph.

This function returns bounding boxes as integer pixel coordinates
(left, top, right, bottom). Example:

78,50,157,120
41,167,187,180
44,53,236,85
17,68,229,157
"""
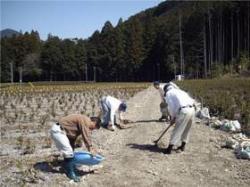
100,96,127,131
163,83,195,154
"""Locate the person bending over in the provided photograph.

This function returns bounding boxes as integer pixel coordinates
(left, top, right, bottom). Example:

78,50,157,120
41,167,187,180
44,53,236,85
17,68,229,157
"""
100,95,127,131
50,114,101,182
163,83,195,154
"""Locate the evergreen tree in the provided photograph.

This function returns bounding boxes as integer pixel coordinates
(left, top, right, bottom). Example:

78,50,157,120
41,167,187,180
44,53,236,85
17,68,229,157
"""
40,35,63,81
1,1,249,82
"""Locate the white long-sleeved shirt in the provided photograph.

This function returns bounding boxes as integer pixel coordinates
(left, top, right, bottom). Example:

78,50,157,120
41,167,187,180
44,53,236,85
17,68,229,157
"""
104,96,123,125
164,88,194,118
158,82,180,102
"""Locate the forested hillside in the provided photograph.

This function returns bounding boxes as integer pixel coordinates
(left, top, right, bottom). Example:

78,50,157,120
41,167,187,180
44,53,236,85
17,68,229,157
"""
1,1,249,82
0,29,20,38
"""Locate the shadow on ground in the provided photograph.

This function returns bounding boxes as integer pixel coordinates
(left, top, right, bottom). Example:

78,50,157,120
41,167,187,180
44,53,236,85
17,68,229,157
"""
33,160,94,176
115,119,167,130
33,160,64,174
127,143,165,153
125,119,163,124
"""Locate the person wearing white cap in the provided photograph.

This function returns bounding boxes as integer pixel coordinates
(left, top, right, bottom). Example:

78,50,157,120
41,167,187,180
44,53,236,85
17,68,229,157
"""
100,95,127,131
168,81,180,89
163,82,195,154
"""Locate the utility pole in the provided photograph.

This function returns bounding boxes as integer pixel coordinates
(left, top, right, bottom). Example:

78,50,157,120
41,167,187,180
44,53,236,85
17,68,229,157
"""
93,66,96,82
10,62,13,83
18,67,23,83
85,64,88,82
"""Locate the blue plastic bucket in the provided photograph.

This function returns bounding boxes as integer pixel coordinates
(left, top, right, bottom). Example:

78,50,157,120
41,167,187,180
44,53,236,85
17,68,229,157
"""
73,151,105,166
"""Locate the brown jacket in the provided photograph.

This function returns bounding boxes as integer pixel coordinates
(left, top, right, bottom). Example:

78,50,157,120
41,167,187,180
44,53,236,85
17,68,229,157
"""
58,114,93,150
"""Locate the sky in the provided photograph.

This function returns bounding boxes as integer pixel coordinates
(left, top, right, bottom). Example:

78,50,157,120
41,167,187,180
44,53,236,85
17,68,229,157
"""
1,0,161,40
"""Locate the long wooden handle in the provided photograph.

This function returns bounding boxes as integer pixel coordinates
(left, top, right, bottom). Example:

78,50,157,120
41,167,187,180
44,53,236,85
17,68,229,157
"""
155,124,173,143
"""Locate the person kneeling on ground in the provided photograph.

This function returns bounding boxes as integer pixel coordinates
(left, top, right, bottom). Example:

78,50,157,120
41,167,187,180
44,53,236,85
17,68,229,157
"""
50,114,101,182
100,95,127,131
163,83,195,154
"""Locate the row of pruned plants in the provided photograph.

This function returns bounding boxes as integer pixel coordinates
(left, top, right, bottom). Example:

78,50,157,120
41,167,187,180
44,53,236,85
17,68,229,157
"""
177,78,250,133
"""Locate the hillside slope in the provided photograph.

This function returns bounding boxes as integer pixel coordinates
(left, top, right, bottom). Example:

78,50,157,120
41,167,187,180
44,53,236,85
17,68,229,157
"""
0,29,20,38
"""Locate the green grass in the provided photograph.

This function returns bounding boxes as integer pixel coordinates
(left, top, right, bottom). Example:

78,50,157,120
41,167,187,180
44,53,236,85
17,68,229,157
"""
176,78,250,133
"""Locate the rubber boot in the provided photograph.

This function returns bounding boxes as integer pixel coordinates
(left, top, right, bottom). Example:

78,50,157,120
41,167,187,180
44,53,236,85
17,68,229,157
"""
163,144,173,154
159,115,167,122
176,142,186,152
64,158,80,182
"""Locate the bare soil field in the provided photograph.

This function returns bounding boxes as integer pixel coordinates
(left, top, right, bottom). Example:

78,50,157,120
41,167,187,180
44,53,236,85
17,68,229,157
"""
0,86,249,187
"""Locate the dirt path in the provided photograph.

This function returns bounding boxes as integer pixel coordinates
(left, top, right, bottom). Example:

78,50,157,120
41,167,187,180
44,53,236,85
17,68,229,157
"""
15,86,249,187
80,86,250,187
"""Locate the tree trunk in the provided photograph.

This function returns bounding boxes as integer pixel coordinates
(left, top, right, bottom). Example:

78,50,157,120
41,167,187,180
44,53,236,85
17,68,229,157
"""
237,8,240,58
179,13,184,75
85,64,88,81
231,11,234,62
196,56,199,79
10,62,13,83
248,2,250,58
19,67,23,83
218,10,222,64
216,19,219,64
172,55,176,78
50,71,52,82
208,9,213,74
222,13,225,64
203,23,207,78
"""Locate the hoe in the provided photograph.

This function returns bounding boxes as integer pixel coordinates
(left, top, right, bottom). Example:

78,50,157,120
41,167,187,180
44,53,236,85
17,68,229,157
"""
153,123,173,146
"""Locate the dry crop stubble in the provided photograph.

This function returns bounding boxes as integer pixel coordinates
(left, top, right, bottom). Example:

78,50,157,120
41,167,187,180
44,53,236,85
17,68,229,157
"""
0,82,149,185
